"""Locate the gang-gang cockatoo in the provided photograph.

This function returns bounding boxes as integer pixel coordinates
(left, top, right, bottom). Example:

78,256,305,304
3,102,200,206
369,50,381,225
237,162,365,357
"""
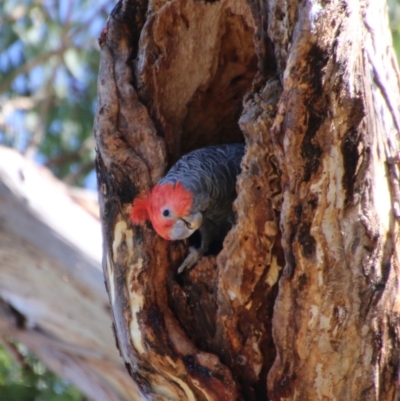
131,143,244,273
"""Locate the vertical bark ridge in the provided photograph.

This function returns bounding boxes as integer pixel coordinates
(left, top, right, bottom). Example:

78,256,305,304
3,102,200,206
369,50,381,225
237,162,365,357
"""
268,1,400,399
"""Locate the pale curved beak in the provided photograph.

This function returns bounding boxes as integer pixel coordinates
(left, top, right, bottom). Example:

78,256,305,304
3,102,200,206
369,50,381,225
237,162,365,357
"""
169,212,202,240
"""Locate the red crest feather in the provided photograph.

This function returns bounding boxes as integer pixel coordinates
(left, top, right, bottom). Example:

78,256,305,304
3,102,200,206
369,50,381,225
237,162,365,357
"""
151,182,192,217
130,194,150,223
130,183,193,239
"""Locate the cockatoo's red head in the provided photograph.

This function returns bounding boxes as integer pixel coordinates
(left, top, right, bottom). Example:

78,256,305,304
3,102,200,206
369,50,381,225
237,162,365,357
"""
130,182,203,240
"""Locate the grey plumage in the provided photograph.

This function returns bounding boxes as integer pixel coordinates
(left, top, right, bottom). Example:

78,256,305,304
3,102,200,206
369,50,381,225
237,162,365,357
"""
159,143,245,271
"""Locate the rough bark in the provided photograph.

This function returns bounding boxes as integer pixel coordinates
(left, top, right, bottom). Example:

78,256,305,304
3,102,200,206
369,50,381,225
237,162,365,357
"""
95,0,400,400
0,146,140,401
267,1,400,399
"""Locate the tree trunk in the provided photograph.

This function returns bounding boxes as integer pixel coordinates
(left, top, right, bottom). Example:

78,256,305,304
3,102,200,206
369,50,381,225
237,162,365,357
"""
0,147,140,401
94,0,400,400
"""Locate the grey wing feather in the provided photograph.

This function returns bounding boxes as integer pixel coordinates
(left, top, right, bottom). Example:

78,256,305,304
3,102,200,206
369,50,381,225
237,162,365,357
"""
159,143,245,240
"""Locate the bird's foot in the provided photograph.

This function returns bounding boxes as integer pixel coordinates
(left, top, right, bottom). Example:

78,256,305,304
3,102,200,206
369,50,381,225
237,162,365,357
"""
177,246,203,274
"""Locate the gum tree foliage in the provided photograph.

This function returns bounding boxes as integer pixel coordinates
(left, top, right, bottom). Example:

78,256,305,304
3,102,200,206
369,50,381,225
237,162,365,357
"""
0,343,85,401
389,0,400,56
0,0,111,186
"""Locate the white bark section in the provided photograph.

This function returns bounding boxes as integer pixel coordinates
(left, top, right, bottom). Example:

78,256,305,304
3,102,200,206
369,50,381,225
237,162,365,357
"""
0,146,140,401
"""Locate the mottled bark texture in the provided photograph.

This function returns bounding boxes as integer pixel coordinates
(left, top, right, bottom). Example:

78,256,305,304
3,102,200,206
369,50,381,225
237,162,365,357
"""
94,0,400,400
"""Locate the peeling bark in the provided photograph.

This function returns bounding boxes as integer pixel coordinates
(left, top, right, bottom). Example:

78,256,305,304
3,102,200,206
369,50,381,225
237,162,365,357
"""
95,0,400,400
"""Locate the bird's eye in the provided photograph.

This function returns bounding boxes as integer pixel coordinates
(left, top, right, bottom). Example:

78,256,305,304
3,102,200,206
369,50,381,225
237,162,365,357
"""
162,209,170,217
